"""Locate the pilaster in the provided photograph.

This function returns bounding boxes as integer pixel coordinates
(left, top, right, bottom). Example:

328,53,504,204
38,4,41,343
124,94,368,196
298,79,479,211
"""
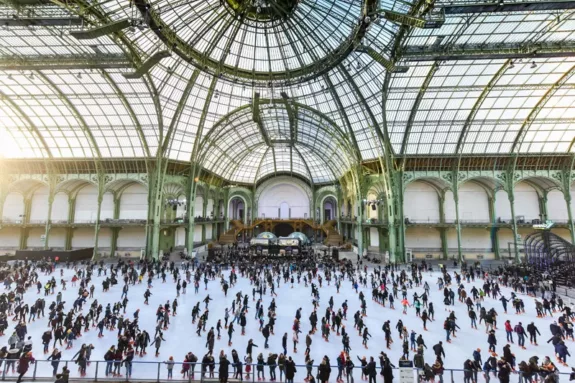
487,195,500,259
437,193,448,260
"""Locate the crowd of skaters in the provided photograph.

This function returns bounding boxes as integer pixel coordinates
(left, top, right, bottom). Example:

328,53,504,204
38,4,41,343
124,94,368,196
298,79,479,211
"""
0,254,572,383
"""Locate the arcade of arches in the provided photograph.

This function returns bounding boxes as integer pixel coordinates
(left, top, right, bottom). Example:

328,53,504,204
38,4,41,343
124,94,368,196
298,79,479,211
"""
2,171,575,263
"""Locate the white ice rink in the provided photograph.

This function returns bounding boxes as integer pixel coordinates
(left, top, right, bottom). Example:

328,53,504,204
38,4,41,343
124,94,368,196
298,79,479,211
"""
7,262,573,381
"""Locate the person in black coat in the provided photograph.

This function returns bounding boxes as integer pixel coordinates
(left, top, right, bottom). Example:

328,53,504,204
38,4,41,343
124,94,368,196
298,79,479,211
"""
382,360,394,383
433,342,445,361
366,357,377,383
318,359,331,383
219,355,230,383
285,356,296,383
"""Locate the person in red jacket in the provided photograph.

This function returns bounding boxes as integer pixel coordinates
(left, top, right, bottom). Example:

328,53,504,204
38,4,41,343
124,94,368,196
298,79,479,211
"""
504,320,514,343
16,352,34,383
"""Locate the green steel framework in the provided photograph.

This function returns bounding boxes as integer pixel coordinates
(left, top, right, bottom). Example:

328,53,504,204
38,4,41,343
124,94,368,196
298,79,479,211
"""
0,0,575,261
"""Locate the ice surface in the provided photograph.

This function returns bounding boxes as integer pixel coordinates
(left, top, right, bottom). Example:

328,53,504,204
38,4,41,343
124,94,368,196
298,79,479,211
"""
8,264,573,381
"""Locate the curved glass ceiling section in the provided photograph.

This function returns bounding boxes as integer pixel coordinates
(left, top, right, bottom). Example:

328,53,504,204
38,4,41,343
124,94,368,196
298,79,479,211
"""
129,0,398,86
198,102,352,183
2,0,575,183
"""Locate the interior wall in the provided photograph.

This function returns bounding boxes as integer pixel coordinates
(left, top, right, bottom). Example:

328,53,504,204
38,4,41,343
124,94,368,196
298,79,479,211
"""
30,186,49,222
494,190,512,221
117,227,145,248
546,190,568,221
404,181,440,222
258,182,310,219
119,184,148,219
49,228,66,249
0,227,20,248
74,185,98,222
514,182,540,221
369,227,379,247
194,226,202,242
458,182,489,222
3,192,24,221
175,227,186,247
71,228,94,248
98,228,112,250
206,225,213,240
100,192,114,220
51,193,69,222
27,228,45,248
405,227,441,250
444,191,456,221
460,228,491,250
195,195,204,217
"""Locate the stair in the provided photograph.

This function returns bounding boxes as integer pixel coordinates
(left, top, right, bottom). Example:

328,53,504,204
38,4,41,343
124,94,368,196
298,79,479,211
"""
322,220,343,246
218,220,244,244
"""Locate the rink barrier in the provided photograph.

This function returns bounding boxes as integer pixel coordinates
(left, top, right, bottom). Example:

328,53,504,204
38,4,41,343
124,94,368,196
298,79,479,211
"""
0,360,571,383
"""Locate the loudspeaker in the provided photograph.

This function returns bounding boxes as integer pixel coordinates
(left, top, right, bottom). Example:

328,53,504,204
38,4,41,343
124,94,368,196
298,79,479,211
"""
332,248,339,261
371,204,376,211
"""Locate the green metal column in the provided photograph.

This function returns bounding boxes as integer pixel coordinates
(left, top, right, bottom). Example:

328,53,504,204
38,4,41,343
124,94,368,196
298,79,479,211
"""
43,191,54,249
20,197,32,250
539,193,549,221
201,197,208,243
65,197,76,251
438,193,448,259
508,187,520,262
91,192,103,260
186,181,198,257
488,195,500,259
386,172,404,264
565,192,575,244
356,199,364,259
453,187,463,262
110,195,121,257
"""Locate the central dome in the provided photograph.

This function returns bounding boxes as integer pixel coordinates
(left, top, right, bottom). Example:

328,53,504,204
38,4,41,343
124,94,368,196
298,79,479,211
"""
223,0,299,25
136,0,378,86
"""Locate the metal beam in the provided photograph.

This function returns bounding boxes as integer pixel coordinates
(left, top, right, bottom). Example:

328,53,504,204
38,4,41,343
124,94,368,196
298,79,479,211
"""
455,60,511,154
323,75,362,162
0,15,81,26
0,53,131,71
438,0,575,14
69,19,131,40
402,41,575,61
389,83,575,92
160,70,200,157
511,64,575,153
280,91,296,145
123,51,171,79
356,46,396,72
252,92,272,147
400,62,438,155
381,10,425,28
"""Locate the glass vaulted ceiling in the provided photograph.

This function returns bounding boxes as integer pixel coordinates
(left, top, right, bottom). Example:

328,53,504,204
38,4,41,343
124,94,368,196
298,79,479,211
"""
1,0,575,183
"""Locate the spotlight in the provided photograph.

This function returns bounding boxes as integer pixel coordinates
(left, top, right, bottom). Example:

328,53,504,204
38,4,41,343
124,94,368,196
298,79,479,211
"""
509,61,514,69
531,61,537,69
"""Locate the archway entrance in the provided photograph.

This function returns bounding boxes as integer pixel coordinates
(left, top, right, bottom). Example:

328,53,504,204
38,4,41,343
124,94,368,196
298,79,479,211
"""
274,223,293,237
323,196,337,222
